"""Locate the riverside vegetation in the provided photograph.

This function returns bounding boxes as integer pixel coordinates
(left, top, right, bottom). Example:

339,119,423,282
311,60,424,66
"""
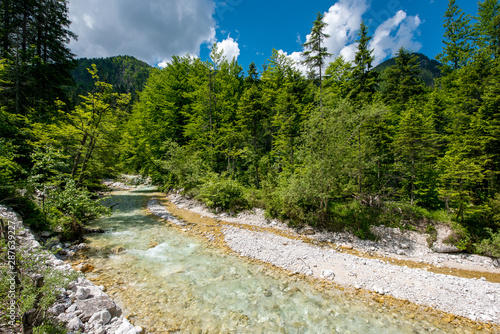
1,0,500,331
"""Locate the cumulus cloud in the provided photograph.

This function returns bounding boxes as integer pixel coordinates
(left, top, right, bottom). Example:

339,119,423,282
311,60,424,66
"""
322,0,369,58
217,37,240,61
68,0,216,65
299,0,422,67
369,11,422,65
277,50,308,74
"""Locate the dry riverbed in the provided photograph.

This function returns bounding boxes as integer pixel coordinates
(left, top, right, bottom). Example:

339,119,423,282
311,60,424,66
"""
148,193,500,333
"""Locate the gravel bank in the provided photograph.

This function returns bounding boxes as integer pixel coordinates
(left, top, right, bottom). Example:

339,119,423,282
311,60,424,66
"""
150,194,500,326
224,225,500,324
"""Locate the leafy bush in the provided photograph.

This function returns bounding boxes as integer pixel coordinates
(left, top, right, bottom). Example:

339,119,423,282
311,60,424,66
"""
329,201,377,239
45,179,110,240
475,228,500,259
196,174,247,212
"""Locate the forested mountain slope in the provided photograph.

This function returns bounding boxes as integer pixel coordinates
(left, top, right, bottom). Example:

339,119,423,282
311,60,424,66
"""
68,56,152,105
374,53,442,87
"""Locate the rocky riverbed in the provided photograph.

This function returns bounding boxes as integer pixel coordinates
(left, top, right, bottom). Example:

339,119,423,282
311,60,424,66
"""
0,205,142,334
149,193,500,329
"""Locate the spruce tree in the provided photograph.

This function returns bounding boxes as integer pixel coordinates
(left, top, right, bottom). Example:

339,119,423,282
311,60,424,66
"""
0,0,76,117
348,21,378,104
475,0,500,59
302,12,332,110
383,47,426,112
436,0,472,71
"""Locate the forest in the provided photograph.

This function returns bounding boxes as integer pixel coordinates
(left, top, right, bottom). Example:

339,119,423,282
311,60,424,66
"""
1,0,500,259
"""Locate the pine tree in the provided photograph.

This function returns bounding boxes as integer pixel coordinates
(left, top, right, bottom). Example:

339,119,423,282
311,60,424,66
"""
475,0,500,59
348,21,378,104
302,12,332,110
393,103,436,206
0,0,76,117
383,47,426,112
436,0,472,71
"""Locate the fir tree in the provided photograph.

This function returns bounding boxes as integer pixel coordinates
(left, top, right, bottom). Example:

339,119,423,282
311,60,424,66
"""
302,12,332,110
436,0,472,71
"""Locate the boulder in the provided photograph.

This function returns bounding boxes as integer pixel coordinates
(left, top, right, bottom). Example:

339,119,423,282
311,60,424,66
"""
432,244,461,253
75,296,122,321
89,309,112,326
66,317,83,331
40,231,52,238
48,302,69,316
111,246,126,254
300,226,315,235
75,287,91,300
115,318,139,334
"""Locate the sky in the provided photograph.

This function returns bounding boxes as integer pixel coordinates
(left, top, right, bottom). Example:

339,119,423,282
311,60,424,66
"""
68,0,480,72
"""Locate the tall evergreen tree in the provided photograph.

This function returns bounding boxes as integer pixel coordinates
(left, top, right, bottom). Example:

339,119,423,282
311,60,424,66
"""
475,0,500,59
383,47,426,112
348,21,378,104
436,0,472,71
302,12,332,110
0,0,76,117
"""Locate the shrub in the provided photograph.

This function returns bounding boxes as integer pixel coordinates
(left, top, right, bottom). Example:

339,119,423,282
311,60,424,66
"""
196,174,247,212
475,228,500,259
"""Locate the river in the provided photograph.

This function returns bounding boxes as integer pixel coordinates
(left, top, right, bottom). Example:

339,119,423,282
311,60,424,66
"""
81,186,462,333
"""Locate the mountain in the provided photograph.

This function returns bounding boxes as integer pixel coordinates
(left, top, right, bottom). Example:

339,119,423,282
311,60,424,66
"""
373,53,442,87
68,55,152,105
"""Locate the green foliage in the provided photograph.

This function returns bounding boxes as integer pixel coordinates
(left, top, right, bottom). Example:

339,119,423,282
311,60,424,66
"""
0,0,77,116
69,55,151,106
374,53,441,87
348,21,379,104
44,179,110,240
436,0,472,71
0,242,79,330
475,228,500,258
196,174,247,212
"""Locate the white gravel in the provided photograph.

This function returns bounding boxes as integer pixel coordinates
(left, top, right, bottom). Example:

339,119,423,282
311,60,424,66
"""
150,194,500,325
224,225,500,324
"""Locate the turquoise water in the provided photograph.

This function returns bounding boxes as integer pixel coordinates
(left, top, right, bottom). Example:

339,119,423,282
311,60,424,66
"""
83,187,457,333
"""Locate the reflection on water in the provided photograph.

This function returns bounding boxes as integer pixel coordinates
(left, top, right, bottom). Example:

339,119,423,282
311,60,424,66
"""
83,187,458,333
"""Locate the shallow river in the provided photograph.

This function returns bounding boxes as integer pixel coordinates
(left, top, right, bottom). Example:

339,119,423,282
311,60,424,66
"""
83,186,461,333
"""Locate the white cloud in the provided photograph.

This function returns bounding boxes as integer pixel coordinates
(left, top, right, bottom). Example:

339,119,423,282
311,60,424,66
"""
322,0,369,59
277,50,308,74
369,11,422,65
217,37,240,61
339,43,358,62
68,0,216,65
299,0,422,66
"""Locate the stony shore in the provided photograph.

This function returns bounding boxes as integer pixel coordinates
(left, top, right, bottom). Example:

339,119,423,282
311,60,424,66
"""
0,205,142,334
148,193,500,329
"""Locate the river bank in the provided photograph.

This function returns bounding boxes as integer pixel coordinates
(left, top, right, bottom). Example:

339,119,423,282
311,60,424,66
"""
148,192,500,332
0,204,142,334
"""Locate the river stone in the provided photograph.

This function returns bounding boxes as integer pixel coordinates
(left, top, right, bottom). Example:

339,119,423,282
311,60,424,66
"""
75,286,91,300
115,318,139,334
75,296,122,321
48,302,68,316
300,226,315,235
89,309,112,326
66,316,83,331
321,270,335,280
432,244,461,253
112,246,126,254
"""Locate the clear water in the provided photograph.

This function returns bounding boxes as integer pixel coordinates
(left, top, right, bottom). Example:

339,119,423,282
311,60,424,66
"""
83,187,458,333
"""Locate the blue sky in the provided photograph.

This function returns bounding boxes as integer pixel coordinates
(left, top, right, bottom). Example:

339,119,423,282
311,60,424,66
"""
68,0,480,72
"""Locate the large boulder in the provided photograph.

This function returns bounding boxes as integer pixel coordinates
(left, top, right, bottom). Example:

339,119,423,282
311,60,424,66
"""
75,296,122,321
89,309,112,326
